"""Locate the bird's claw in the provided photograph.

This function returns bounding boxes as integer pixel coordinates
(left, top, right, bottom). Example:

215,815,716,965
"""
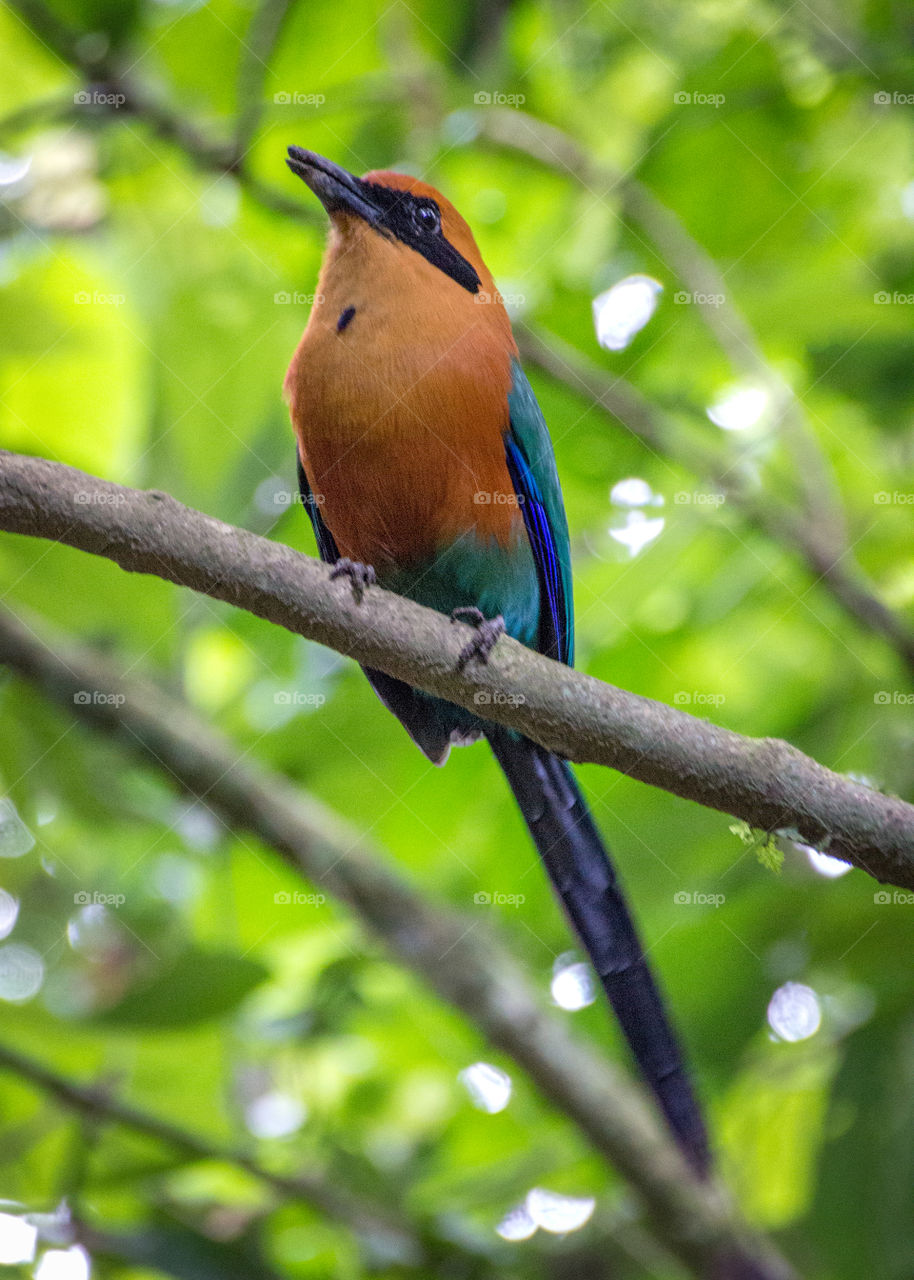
330,558,376,601
451,607,505,669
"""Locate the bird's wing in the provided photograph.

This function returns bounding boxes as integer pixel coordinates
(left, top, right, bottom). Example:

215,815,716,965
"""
504,357,574,667
297,452,339,563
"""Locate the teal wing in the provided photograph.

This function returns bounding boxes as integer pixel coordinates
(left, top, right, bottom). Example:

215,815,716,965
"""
504,357,574,667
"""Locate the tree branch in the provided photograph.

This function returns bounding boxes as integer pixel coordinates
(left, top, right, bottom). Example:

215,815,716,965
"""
0,603,792,1280
0,449,911,888
0,1043,424,1264
234,0,300,155
4,0,318,226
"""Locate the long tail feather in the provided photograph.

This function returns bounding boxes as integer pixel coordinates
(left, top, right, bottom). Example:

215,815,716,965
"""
485,725,710,1174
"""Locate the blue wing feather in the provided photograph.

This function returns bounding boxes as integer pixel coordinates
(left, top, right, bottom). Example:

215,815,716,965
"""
505,358,574,667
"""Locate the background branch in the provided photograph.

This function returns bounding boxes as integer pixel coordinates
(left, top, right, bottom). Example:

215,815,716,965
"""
474,105,914,677
0,603,792,1280
475,109,847,541
234,0,300,156
0,1042,424,1264
4,0,318,223
0,450,911,891
515,328,914,678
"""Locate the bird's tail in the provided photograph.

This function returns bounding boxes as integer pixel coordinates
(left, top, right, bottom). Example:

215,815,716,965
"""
485,725,710,1174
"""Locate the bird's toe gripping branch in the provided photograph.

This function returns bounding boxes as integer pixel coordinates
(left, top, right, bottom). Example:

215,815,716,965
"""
330,558,377,602
450,607,506,670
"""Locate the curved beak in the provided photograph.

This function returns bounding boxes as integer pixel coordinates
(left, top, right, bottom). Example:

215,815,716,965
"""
286,147,379,224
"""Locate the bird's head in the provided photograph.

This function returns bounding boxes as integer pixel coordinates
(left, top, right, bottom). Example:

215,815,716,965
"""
286,147,486,297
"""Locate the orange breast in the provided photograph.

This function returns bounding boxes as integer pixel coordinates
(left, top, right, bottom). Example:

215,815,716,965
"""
285,218,521,570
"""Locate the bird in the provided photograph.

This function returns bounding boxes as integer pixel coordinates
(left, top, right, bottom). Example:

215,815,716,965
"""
283,147,709,1174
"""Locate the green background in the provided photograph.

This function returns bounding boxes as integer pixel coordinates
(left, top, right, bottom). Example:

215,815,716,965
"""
1,0,913,1276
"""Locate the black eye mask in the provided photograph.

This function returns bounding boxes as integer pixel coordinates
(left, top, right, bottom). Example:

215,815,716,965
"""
286,148,482,295
359,183,481,295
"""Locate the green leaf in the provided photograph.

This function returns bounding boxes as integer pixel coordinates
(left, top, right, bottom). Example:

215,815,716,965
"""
729,821,784,874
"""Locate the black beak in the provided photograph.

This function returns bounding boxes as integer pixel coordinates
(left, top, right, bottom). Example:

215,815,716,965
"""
286,147,379,224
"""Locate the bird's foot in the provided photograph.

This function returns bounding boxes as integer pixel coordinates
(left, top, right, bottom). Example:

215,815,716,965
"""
330,558,376,602
450,607,506,670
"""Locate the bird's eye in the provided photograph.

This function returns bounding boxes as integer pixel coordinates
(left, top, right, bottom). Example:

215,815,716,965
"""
411,203,441,234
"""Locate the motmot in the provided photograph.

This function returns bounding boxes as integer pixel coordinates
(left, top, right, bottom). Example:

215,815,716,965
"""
283,147,709,1174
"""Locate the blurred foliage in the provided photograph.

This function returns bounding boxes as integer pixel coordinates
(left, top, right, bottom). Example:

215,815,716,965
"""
1,0,914,1277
